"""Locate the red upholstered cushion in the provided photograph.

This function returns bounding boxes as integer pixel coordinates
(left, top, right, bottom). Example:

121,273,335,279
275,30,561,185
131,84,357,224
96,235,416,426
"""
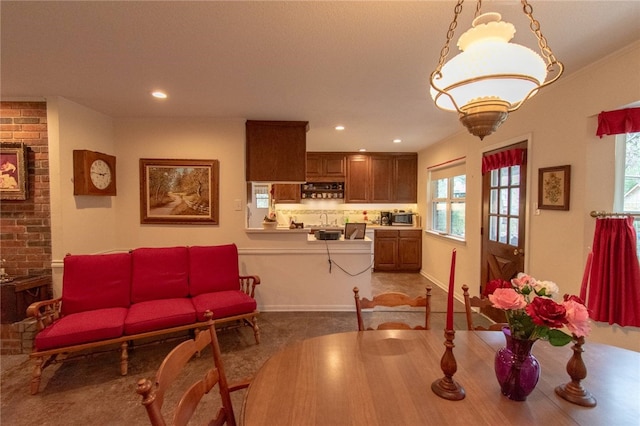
188,244,240,296
124,298,196,335
34,308,128,351
61,253,132,316
131,246,189,303
191,290,257,322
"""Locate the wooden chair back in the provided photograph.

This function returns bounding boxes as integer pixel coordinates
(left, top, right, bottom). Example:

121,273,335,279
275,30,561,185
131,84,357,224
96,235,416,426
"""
136,312,247,426
462,284,508,331
353,286,431,331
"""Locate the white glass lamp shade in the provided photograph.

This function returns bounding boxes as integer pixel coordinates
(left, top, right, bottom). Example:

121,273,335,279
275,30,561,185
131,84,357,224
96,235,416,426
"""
430,13,548,112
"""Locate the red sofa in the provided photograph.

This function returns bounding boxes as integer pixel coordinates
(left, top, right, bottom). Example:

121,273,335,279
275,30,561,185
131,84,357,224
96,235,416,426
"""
26,244,260,395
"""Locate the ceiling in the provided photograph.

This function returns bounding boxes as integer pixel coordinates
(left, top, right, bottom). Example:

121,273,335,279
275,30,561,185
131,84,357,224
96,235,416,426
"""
2,1,639,152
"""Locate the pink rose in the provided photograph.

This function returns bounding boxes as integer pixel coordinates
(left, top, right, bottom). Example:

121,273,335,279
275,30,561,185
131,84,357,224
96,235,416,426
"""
526,297,568,328
511,273,536,291
563,298,591,337
489,288,527,310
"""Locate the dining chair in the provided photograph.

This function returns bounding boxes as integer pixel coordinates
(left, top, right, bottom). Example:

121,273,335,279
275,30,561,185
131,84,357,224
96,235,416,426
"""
136,312,249,426
353,286,431,331
462,284,508,331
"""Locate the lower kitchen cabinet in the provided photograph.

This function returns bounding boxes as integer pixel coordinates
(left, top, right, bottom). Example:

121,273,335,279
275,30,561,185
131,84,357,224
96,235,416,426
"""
374,229,422,272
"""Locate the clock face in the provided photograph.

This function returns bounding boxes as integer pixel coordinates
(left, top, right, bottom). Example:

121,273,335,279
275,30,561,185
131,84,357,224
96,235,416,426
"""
90,159,112,190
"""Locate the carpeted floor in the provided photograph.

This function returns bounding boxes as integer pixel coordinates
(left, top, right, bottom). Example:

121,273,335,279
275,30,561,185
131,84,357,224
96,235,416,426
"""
0,273,493,425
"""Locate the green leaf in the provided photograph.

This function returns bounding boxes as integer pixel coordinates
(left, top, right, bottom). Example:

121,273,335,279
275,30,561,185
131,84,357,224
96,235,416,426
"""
548,329,573,346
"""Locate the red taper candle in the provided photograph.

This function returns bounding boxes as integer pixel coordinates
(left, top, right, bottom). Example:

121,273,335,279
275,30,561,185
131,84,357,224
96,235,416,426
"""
446,249,456,330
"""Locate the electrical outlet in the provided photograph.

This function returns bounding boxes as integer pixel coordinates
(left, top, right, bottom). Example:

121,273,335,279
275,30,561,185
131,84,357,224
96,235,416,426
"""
234,199,242,211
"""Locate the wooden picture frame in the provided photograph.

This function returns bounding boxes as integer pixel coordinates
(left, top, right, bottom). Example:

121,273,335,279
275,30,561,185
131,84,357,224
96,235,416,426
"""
345,222,367,239
538,165,571,210
140,158,219,225
0,142,28,200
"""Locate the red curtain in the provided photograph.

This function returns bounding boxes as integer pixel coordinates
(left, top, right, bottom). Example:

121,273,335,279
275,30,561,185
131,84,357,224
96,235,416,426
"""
482,148,526,175
582,217,640,327
596,107,640,138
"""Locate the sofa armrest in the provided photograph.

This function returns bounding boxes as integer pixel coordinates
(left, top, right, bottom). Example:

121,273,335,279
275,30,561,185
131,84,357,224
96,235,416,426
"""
239,275,260,298
26,298,63,331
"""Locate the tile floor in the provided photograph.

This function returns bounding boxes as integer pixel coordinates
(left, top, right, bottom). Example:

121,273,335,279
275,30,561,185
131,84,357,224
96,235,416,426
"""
0,272,493,426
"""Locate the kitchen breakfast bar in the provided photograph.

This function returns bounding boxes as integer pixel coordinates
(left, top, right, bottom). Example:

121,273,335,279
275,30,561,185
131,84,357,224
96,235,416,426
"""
242,227,374,311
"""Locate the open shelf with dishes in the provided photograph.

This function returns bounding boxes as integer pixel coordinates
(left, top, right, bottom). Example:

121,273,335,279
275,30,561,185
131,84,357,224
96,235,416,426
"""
301,182,344,200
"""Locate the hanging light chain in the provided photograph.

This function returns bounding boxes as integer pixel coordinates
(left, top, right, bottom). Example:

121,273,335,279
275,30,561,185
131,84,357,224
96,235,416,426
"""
433,0,465,77
521,0,559,68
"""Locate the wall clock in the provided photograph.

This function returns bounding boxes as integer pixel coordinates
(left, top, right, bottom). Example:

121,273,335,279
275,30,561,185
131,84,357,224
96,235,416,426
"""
73,150,117,196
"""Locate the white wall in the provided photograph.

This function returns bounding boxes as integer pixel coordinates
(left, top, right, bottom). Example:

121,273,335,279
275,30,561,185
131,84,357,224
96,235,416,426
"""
418,41,640,351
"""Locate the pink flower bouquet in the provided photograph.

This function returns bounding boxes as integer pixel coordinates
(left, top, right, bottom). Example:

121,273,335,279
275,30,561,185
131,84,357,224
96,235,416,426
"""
487,273,591,346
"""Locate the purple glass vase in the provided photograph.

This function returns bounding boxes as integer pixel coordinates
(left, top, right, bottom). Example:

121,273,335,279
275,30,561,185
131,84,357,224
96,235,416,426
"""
494,328,540,401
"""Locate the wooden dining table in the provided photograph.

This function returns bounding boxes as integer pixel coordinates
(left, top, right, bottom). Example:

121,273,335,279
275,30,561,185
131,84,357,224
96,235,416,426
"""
241,329,640,425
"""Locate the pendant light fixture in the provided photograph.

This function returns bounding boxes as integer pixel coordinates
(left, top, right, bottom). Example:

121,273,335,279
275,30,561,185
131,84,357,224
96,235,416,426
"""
429,0,564,140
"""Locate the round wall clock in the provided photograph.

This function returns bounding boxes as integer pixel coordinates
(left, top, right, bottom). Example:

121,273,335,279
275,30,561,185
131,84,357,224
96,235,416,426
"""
73,150,117,196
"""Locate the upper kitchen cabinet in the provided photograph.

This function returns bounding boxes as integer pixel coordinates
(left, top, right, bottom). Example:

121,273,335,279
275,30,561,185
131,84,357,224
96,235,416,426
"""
345,153,417,203
345,155,370,203
306,153,346,182
393,154,418,203
246,120,308,182
272,183,301,203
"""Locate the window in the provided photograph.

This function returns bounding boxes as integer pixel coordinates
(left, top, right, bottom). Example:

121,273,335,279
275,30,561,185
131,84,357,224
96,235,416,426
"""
254,184,270,209
615,131,640,257
428,162,466,239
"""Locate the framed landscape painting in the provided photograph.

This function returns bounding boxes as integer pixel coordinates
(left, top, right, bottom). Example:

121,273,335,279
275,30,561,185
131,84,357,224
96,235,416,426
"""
139,158,219,224
0,142,28,200
538,165,571,210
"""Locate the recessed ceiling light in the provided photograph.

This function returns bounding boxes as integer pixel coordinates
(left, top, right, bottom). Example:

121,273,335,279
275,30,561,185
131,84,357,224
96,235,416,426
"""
393,139,402,143
359,148,367,152
152,91,167,99
335,125,345,131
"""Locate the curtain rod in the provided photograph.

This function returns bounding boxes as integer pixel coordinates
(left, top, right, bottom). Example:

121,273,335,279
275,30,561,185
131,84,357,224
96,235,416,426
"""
590,210,640,218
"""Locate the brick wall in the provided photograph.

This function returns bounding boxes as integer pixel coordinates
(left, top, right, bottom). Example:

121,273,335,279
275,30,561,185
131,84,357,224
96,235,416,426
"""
1,101,51,354
0,101,51,277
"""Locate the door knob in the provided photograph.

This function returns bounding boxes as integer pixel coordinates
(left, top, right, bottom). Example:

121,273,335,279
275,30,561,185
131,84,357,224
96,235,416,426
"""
513,248,524,256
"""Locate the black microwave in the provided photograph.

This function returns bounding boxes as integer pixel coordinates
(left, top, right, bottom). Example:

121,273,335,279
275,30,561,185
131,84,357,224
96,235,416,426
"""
380,212,414,226
390,212,414,226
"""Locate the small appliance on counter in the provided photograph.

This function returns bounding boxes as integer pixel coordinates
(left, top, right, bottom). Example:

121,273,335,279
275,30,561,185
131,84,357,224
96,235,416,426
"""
314,230,341,240
380,211,414,226
380,211,392,226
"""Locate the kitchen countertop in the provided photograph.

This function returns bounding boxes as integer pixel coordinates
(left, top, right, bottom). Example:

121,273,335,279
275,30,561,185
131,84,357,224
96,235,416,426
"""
245,225,421,234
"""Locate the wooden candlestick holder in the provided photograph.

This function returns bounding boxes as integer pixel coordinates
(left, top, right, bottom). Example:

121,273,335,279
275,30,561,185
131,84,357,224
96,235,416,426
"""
431,329,465,400
555,335,597,407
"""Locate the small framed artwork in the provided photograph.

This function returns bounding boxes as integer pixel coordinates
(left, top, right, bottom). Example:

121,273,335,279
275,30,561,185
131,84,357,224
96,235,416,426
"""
538,165,571,210
345,222,367,239
0,142,28,200
140,158,219,225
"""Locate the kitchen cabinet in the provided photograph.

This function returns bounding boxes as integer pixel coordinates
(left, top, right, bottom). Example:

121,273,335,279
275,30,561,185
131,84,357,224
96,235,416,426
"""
246,120,308,182
374,229,422,271
306,153,345,181
272,183,301,203
345,153,418,203
345,155,369,203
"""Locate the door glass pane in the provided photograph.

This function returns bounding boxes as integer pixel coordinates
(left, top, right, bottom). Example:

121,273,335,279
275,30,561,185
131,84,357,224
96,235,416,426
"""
500,188,508,215
433,202,446,232
499,217,508,243
491,169,499,187
511,165,520,186
510,188,519,215
500,168,509,186
490,189,498,214
489,216,497,241
451,202,465,237
509,218,519,246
